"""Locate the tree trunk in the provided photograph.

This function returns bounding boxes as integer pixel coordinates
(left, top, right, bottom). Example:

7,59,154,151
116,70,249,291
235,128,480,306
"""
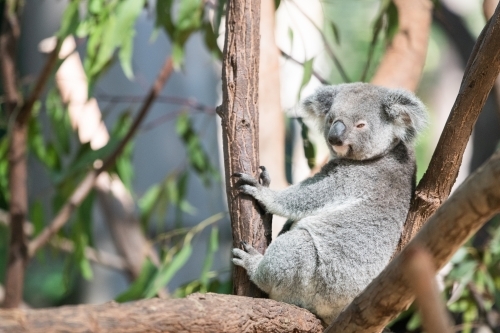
220,0,266,297
0,293,323,333
326,147,500,333
1,1,27,309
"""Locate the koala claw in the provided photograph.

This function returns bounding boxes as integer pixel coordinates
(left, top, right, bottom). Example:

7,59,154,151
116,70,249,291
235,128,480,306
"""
241,241,261,256
259,166,271,188
233,172,259,186
239,184,258,197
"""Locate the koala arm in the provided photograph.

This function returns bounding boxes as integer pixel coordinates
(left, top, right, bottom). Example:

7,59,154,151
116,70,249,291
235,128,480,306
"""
233,170,330,220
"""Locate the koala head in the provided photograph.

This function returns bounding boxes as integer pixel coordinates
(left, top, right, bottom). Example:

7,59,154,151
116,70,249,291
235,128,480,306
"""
297,82,428,160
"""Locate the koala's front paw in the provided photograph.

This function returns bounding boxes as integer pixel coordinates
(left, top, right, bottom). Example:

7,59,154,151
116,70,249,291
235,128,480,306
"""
232,241,263,274
232,172,261,198
232,166,271,199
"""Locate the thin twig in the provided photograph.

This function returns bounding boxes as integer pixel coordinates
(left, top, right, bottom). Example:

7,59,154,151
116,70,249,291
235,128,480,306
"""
97,94,215,114
28,56,175,257
50,237,128,271
280,49,329,84
18,43,60,124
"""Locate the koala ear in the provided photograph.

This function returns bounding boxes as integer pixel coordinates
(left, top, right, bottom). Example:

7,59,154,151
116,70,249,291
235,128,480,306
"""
382,89,428,144
294,86,339,119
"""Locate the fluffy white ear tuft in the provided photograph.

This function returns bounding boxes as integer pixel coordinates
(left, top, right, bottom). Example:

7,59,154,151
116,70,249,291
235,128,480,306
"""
382,89,428,144
294,86,339,119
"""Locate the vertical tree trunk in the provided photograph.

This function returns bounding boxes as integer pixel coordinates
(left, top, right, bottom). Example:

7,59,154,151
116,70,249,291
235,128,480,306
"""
220,0,266,297
0,2,27,308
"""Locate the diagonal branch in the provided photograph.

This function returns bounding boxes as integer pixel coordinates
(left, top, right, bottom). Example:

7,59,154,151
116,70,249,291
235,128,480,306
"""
396,3,500,252
27,56,174,257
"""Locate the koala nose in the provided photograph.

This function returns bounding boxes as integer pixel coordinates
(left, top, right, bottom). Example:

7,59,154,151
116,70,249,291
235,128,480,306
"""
328,120,346,146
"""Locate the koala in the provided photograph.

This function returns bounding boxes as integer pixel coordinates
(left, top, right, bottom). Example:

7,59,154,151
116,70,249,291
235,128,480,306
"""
232,82,427,324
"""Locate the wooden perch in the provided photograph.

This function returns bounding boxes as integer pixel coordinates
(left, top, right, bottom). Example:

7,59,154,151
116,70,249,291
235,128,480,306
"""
0,293,323,333
326,148,500,333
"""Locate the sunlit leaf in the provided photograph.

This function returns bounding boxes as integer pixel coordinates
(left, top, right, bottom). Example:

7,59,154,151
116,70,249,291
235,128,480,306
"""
297,118,316,169
297,58,314,100
145,243,193,298
115,259,157,302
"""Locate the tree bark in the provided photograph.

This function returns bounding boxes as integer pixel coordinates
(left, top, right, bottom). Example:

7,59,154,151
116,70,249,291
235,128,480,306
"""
370,0,433,91
1,1,26,309
484,0,500,116
0,293,323,333
220,0,266,297
326,147,500,333
395,3,500,252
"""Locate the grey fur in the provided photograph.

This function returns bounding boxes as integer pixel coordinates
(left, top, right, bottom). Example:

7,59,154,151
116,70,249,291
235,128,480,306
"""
232,82,428,324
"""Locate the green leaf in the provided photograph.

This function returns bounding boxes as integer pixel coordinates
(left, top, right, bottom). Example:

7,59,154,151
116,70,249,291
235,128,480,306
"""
203,22,222,59
386,2,399,42
72,222,94,280
200,227,218,292
30,200,45,237
172,43,185,69
297,119,316,169
214,0,225,37
297,58,314,100
85,0,145,85
115,259,157,302
176,113,218,186
330,21,340,44
57,0,81,39
145,243,193,298
155,0,175,39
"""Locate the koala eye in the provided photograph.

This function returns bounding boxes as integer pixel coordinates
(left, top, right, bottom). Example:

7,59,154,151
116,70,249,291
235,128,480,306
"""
327,117,334,125
356,122,366,129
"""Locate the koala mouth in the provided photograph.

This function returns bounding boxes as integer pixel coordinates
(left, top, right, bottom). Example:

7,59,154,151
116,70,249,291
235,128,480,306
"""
332,144,351,157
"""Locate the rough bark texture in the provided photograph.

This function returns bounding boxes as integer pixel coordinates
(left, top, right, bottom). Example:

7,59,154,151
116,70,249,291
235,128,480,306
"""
220,0,266,297
484,0,500,115
0,293,323,333
1,1,26,309
371,0,433,91
395,3,500,253
326,148,500,333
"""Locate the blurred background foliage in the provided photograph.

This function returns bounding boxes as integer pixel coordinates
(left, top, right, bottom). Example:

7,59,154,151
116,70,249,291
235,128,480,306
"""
0,0,499,332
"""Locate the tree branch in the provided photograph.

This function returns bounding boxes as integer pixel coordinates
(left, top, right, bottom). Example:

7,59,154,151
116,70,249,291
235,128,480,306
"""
396,3,500,252
280,49,329,84
484,0,500,117
0,293,323,333
370,0,433,91
27,56,174,257
326,147,500,333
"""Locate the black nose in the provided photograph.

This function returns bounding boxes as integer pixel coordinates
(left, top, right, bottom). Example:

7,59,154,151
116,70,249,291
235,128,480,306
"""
328,120,346,146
